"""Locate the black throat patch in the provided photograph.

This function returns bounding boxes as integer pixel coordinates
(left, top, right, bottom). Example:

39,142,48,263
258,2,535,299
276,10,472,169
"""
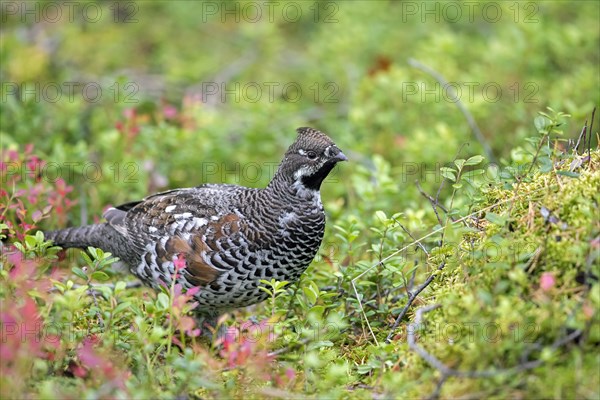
301,162,336,191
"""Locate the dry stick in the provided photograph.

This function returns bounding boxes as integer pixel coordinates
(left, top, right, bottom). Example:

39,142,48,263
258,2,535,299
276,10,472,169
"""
427,373,449,400
415,180,461,225
507,132,549,216
588,107,597,165
385,261,446,343
394,218,430,256
48,280,143,294
351,183,557,345
392,220,428,314
574,121,587,154
408,58,496,164
267,337,313,357
407,304,583,380
416,180,447,226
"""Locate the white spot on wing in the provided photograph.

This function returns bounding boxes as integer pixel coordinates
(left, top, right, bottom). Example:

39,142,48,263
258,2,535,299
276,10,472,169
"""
149,226,158,233
165,205,177,212
174,212,192,219
193,217,209,227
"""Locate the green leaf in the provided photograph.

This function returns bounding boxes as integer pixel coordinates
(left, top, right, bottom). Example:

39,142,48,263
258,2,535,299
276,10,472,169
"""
374,210,387,222
157,292,170,310
465,155,484,166
534,116,549,132
454,159,465,170
486,212,507,226
25,235,37,249
307,340,333,350
357,364,374,374
80,251,93,266
440,167,456,182
303,285,318,304
258,286,273,296
114,281,127,294
273,280,289,292
87,247,99,259
91,271,110,282
556,170,580,178
72,267,88,281
113,301,132,315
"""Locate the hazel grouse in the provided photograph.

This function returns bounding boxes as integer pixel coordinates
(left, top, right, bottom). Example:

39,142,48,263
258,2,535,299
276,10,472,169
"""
44,127,347,326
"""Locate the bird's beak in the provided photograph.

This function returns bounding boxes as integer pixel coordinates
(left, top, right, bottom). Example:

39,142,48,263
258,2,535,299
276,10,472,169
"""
333,151,348,162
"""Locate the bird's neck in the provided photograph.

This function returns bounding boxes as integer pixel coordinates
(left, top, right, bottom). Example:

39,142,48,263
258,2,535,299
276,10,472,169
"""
265,170,322,202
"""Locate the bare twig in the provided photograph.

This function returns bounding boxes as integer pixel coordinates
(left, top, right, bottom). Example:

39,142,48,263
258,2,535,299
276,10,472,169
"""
574,121,588,154
408,58,495,163
427,373,449,400
507,131,549,215
48,280,143,294
394,218,429,295
393,217,430,256
408,262,417,291
267,337,312,357
385,261,446,343
588,107,596,164
415,180,446,226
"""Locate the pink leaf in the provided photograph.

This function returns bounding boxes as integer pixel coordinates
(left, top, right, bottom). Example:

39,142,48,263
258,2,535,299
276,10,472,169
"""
186,286,200,297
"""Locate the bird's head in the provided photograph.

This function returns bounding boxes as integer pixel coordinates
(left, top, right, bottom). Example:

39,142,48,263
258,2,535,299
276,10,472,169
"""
271,127,347,194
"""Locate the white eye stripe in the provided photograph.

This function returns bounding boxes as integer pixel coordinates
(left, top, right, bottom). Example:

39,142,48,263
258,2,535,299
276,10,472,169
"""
298,149,318,159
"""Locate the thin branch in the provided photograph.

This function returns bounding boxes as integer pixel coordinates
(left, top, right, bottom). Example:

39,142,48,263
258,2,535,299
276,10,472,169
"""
267,337,313,357
394,218,428,295
408,262,417,291
507,131,549,215
394,217,430,256
48,280,143,294
574,121,587,154
385,261,446,343
427,373,449,400
352,280,380,346
408,58,496,163
415,180,446,226
588,107,596,165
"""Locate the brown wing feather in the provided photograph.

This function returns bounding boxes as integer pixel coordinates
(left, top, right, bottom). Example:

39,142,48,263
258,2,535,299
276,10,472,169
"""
153,212,245,287
104,188,247,287
161,236,221,286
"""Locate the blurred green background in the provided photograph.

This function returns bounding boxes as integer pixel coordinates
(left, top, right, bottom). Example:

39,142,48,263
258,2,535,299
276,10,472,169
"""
2,0,598,219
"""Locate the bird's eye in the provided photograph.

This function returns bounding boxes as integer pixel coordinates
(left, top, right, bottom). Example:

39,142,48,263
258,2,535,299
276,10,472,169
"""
306,151,318,160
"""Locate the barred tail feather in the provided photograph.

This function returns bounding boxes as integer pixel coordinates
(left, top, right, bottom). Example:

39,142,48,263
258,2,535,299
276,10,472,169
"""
44,224,109,250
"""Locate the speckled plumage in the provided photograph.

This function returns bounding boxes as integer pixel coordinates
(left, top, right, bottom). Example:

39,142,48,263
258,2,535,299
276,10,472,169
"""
45,127,346,317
